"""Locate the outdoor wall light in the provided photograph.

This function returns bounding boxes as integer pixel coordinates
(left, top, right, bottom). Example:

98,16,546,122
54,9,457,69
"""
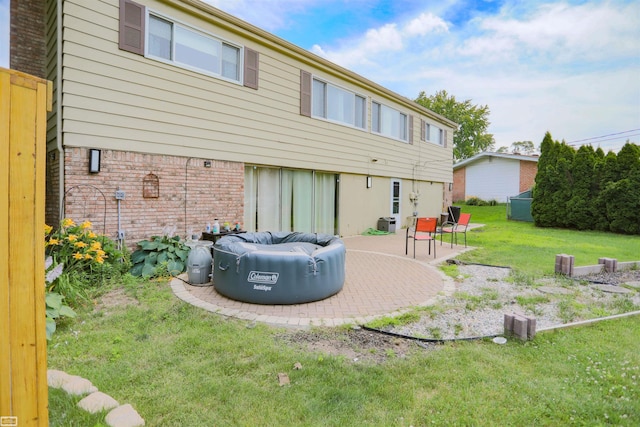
366,176,372,188
89,149,101,173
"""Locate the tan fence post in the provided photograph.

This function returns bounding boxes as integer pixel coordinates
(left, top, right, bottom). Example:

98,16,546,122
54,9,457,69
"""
1,67,52,426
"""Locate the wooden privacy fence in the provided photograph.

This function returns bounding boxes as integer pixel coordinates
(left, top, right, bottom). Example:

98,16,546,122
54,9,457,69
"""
1,68,52,426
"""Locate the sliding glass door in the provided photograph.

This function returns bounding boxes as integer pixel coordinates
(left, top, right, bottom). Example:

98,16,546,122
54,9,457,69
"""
245,166,337,234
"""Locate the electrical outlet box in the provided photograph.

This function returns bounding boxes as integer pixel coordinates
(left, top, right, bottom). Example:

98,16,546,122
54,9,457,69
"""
117,230,125,239
115,190,126,200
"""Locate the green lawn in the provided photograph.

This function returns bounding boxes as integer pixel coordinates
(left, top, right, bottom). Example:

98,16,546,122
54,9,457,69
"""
48,206,640,426
456,204,640,275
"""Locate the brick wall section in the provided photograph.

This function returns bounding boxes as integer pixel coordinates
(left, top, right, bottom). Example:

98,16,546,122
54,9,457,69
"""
45,149,60,227
10,0,46,78
452,167,466,202
519,160,538,192
62,148,244,246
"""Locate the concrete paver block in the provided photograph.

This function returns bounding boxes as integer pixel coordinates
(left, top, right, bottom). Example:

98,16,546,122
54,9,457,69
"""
78,391,119,413
513,316,529,341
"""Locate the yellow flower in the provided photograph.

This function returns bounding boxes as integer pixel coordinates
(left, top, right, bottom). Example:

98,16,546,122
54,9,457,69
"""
73,252,83,260
88,232,97,239
84,254,93,260
74,241,88,248
44,224,53,234
67,234,78,242
95,249,106,257
80,220,92,229
48,238,59,245
95,256,105,264
62,218,76,228
90,241,102,251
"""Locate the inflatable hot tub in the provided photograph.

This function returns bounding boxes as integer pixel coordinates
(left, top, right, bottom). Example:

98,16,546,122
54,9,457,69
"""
212,232,346,304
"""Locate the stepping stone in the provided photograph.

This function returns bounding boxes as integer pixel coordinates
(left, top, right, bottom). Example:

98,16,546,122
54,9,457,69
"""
78,391,119,414
47,369,71,388
106,404,145,427
61,375,98,396
537,286,574,295
592,284,633,294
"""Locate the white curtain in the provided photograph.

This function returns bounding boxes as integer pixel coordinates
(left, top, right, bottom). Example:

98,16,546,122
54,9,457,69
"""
315,172,336,234
244,167,257,231
257,168,280,231
246,167,335,234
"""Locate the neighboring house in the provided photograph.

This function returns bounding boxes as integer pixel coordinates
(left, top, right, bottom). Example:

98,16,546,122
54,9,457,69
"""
10,0,456,244
453,152,538,203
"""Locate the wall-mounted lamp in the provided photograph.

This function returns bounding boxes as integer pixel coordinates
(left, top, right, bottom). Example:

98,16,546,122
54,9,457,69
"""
89,149,101,173
366,176,372,188
449,182,453,191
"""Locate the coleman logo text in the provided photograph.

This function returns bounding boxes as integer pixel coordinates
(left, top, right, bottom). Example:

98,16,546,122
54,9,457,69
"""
248,271,279,290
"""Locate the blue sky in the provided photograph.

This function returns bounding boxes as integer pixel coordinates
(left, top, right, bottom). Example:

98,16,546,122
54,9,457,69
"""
2,0,639,151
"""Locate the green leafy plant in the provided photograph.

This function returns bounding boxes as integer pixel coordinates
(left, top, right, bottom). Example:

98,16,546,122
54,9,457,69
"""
130,235,189,277
45,219,127,305
44,256,76,340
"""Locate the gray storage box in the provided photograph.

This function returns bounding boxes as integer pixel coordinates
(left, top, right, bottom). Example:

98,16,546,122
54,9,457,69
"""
377,217,396,233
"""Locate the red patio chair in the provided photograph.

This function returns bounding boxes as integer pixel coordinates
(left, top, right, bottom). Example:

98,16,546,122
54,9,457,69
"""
440,212,471,248
405,217,437,258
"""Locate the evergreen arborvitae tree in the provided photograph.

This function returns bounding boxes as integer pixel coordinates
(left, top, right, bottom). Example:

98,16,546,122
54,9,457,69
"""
551,143,576,228
531,132,558,226
591,147,609,231
566,145,598,229
603,143,640,234
532,134,639,234
594,151,619,231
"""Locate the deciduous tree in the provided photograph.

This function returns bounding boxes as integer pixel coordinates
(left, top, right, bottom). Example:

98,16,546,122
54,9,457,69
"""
415,90,494,160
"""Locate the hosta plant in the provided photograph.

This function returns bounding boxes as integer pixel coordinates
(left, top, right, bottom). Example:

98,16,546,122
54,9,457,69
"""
130,235,189,278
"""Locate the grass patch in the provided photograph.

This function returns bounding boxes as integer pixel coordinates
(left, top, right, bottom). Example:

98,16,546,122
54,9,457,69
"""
49,387,107,427
439,263,460,279
515,295,551,315
453,288,501,311
456,205,640,275
366,311,421,329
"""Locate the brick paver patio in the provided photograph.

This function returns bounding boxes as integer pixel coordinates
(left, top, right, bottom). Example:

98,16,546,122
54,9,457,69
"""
170,231,475,327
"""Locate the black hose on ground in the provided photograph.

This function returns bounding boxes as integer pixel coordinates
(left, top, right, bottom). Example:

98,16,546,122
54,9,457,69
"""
360,325,500,344
446,259,511,269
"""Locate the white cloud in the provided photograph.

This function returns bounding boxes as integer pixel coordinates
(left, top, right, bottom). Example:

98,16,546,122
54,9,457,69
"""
405,12,449,37
463,1,639,63
363,24,404,53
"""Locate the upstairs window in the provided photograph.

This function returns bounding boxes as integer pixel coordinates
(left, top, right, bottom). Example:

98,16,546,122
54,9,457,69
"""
425,123,444,145
312,78,366,129
372,101,408,142
147,13,240,82
120,1,259,88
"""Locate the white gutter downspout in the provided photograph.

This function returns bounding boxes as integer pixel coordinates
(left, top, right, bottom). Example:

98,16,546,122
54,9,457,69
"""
56,0,64,219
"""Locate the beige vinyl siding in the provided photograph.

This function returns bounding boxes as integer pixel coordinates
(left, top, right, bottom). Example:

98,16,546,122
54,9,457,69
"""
60,0,454,183
339,175,444,235
45,0,58,151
